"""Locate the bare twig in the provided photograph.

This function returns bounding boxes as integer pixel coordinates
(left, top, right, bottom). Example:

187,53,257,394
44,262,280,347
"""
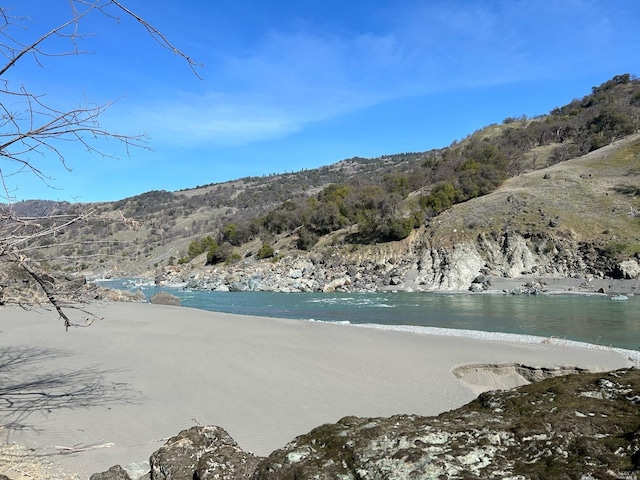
18,257,73,330
0,1,201,327
55,442,114,454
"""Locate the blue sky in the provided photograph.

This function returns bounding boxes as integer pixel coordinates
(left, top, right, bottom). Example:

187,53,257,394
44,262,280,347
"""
3,0,640,202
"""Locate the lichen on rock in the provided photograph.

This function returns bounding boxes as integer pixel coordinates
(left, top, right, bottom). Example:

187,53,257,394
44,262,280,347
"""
252,368,640,479
92,369,640,479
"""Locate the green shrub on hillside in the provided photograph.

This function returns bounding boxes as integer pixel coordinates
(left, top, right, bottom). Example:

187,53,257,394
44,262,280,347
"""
296,227,318,250
206,242,232,264
307,201,345,234
420,182,458,214
257,242,274,259
387,217,415,241
178,236,218,264
188,236,217,259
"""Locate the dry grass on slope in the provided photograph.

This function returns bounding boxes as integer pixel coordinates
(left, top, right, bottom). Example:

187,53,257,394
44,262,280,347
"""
428,133,640,255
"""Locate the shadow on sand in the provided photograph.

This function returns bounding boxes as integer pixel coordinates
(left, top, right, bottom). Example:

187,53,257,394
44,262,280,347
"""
0,346,141,438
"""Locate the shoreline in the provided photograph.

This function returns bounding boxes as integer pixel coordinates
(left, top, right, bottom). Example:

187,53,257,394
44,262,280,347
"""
353,322,640,366
380,274,640,295
101,279,640,351
0,301,637,479
100,273,640,296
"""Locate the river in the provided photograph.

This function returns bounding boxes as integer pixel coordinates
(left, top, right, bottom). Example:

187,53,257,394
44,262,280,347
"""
97,279,640,351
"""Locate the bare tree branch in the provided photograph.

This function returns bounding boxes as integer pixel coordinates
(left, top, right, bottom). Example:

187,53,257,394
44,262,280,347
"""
0,1,201,327
108,0,204,78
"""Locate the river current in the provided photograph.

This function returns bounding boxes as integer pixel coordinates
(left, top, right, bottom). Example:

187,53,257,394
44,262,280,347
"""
98,279,640,351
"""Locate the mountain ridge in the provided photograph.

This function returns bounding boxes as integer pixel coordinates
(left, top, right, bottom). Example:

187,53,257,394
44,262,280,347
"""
2,74,640,297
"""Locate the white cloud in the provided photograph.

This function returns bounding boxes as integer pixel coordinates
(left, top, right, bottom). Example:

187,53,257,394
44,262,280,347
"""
110,0,640,148
134,95,302,146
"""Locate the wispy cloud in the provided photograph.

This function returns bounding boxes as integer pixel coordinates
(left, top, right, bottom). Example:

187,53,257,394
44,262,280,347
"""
112,0,638,148
133,95,303,146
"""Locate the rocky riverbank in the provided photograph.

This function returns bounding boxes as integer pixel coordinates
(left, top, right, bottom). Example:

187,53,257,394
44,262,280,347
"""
149,246,640,297
128,224,640,297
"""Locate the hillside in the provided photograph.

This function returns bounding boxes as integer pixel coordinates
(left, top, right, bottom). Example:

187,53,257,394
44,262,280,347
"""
436,132,640,249
1,74,640,298
409,133,640,290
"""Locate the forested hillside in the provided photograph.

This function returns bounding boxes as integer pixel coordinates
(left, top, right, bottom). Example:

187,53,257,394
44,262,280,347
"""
5,74,640,282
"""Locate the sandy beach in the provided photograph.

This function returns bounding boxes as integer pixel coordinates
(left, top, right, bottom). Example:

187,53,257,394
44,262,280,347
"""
0,302,636,479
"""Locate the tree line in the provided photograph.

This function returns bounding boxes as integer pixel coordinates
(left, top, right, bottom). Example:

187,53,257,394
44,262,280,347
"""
178,74,640,265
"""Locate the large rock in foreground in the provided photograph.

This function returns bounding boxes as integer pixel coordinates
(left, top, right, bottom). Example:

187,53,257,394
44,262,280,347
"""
93,369,640,479
253,368,640,479
89,464,132,480
149,425,263,480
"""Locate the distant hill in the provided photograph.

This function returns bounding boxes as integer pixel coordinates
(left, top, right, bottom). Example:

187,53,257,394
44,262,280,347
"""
3,74,639,291
6,200,71,218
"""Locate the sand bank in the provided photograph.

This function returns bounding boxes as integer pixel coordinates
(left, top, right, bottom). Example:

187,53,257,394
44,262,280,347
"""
0,302,635,478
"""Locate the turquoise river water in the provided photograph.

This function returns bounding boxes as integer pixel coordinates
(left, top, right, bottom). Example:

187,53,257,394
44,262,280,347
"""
98,279,640,351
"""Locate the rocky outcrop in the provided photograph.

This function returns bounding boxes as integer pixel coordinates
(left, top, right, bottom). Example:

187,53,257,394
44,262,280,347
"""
150,227,640,295
411,229,619,292
253,368,640,479
89,464,132,480
93,368,640,480
414,242,485,291
149,425,263,480
617,259,640,280
0,260,147,307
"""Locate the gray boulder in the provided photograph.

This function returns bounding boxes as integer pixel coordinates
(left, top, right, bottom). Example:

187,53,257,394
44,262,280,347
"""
89,465,132,480
617,259,640,279
149,292,181,306
228,281,249,292
150,425,263,480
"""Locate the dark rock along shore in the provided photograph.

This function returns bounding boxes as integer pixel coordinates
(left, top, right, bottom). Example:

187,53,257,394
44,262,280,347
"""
91,368,640,480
